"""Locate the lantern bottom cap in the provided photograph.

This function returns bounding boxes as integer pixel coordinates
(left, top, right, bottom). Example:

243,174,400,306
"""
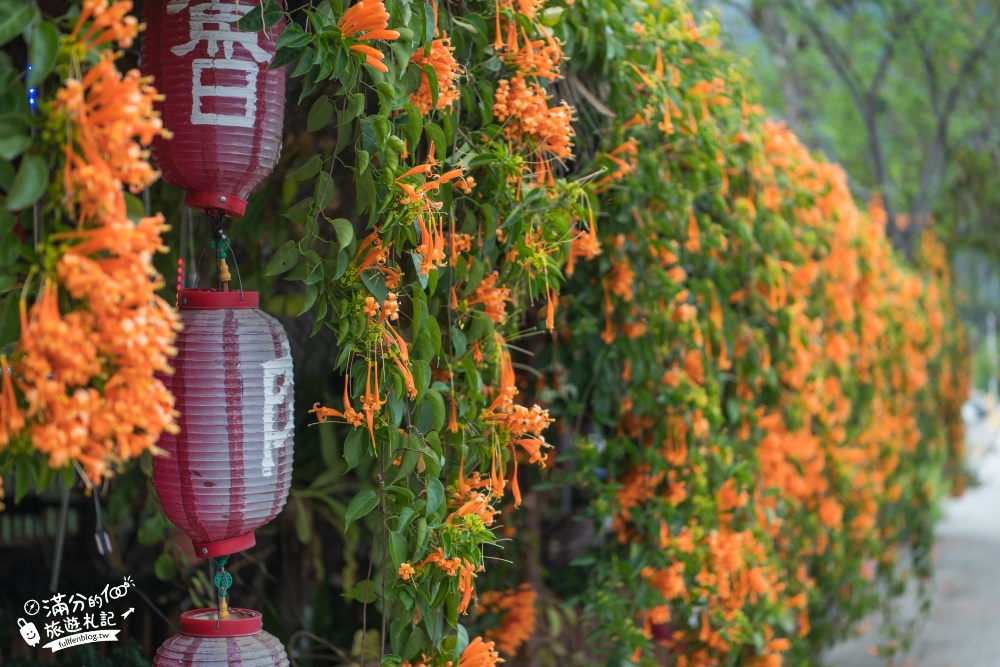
185,189,248,218
193,532,256,558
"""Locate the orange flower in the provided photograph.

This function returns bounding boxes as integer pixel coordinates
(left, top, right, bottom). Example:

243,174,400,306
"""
378,291,399,323
415,214,448,275
493,73,575,181
338,0,399,71
310,378,365,427
454,636,502,667
450,492,500,526
71,0,141,49
469,272,511,323
480,584,537,655
410,36,462,113
8,15,177,482
506,30,563,80
398,563,415,580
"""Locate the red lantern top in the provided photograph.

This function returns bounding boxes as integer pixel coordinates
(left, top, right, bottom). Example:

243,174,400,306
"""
142,0,286,217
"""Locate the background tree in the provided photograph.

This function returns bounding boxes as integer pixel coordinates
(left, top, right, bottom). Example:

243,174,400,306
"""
710,0,1000,373
711,0,1000,253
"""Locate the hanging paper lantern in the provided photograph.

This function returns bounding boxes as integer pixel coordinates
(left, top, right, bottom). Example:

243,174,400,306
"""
154,290,294,558
154,609,289,667
142,0,286,218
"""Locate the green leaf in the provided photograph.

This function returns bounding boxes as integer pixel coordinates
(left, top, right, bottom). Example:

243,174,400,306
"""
294,497,313,543
297,283,319,315
344,580,377,604
331,217,354,250
137,516,164,546
391,42,412,73
397,506,417,532
411,360,431,403
361,270,388,303
14,459,34,503
0,5,36,48
540,7,564,26
426,389,446,431
412,297,427,337
357,149,371,175
315,171,335,209
291,154,322,181
423,123,446,162
234,0,282,31
345,489,379,530
376,81,396,116
344,427,369,471
264,239,300,276
402,627,428,662
271,43,305,70
372,115,392,149
403,104,423,148
389,530,407,570
307,96,334,131
0,116,30,161
425,478,444,518
284,196,315,225
291,47,316,78
124,192,146,222
453,625,469,661
342,92,366,125
28,21,58,85
153,553,176,581
276,25,313,50
423,64,439,110
5,154,46,211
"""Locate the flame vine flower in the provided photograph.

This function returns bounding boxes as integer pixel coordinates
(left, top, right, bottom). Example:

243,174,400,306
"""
0,0,176,485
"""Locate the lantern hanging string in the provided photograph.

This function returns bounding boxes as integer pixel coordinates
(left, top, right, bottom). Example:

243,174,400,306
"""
209,212,231,291
207,213,244,296
212,555,232,620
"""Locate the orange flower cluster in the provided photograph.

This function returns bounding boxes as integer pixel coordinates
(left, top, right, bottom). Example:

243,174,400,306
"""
70,0,141,49
468,272,511,323
565,13,967,662
0,4,177,482
423,547,478,613
395,147,472,277
594,139,639,192
450,492,501,527
494,73,575,178
565,211,601,277
506,33,563,80
411,36,462,114
480,337,553,504
339,0,401,73
479,584,537,655
310,378,365,428
445,636,502,667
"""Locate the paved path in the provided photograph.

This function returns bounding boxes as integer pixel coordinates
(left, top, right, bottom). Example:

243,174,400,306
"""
825,416,1000,667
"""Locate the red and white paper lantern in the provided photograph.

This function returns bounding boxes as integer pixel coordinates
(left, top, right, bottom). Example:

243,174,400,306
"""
153,289,294,558
154,609,289,667
142,0,286,217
